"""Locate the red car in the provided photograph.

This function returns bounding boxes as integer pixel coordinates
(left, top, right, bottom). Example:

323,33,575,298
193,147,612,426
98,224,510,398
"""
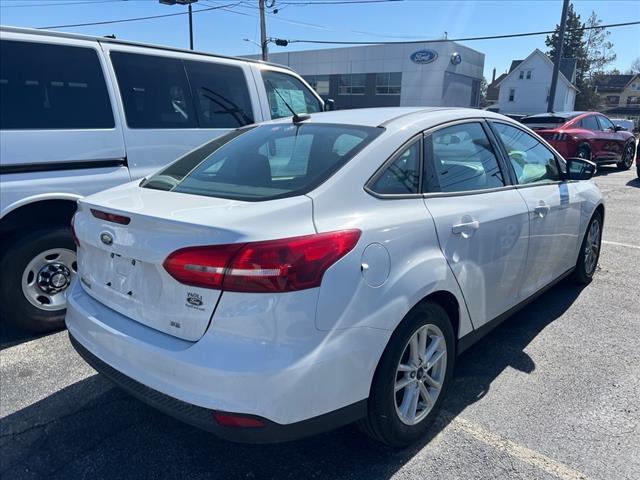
521,111,636,170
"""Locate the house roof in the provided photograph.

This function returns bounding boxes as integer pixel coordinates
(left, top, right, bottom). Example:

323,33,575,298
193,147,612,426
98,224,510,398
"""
593,74,637,93
486,73,507,101
496,49,578,91
560,58,577,83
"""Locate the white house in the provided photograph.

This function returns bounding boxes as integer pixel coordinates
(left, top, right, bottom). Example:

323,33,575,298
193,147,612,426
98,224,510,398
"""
496,49,578,115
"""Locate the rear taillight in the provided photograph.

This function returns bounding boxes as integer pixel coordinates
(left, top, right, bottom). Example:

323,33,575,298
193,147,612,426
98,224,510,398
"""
163,229,361,293
213,412,265,428
70,214,80,247
552,132,568,141
91,208,131,225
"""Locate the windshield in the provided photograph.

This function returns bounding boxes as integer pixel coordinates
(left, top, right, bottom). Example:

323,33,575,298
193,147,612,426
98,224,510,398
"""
142,123,383,201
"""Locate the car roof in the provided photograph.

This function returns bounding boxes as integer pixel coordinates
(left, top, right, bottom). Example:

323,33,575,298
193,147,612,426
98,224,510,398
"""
268,107,509,129
0,25,292,71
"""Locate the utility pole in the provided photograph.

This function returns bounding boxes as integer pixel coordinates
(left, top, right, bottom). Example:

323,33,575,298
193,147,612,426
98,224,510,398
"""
548,0,569,113
259,0,268,61
159,0,197,50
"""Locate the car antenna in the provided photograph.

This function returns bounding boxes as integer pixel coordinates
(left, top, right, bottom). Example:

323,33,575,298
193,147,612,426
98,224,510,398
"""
266,80,311,123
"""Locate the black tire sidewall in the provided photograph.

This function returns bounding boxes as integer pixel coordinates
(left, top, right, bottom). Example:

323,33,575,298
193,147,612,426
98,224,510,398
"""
573,211,603,284
577,144,591,160
0,227,75,332
367,302,455,447
617,142,635,170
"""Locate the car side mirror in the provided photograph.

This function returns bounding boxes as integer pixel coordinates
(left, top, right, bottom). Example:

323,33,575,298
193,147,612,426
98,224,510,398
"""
613,125,626,132
324,98,335,111
566,157,596,180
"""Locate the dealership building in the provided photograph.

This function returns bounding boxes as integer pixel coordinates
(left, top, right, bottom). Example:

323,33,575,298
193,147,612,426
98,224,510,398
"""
259,41,485,110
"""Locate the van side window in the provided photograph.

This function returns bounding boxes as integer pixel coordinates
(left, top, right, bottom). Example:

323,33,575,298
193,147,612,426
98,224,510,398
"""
261,70,322,120
110,51,197,129
184,60,254,128
0,40,114,130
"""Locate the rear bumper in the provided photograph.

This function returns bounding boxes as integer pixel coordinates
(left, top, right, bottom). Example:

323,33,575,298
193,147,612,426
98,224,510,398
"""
65,279,389,436
69,333,366,443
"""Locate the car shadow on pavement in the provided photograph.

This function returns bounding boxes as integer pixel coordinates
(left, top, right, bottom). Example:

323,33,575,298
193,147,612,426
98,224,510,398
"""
626,177,640,188
0,322,52,351
0,281,585,480
594,165,622,177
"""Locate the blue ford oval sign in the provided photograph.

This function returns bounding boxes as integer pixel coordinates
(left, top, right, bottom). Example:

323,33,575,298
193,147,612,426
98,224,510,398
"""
410,49,438,65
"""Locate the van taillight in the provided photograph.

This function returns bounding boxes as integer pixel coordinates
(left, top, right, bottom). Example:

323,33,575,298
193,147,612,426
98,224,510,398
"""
163,230,361,293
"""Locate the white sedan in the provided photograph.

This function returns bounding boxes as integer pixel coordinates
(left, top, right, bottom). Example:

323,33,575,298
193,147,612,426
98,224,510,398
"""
67,107,603,446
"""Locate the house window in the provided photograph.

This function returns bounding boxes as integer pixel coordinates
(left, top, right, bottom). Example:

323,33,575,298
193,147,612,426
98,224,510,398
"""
606,95,620,105
509,88,515,102
526,70,532,79
627,96,639,105
375,72,402,95
633,83,640,91
519,71,524,79
338,73,366,95
303,75,330,96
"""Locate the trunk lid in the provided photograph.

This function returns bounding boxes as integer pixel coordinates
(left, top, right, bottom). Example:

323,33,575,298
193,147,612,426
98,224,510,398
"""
74,182,315,341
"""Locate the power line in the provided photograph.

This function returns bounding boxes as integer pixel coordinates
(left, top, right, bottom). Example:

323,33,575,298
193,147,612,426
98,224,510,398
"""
36,2,242,29
1,0,125,8
282,21,640,45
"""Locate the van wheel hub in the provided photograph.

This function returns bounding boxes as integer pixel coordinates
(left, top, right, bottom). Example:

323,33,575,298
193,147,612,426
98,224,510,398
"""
38,263,71,294
22,248,77,312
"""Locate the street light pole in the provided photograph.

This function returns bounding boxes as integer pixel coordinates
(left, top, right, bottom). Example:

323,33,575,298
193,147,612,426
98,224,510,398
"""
159,0,197,51
548,0,570,113
259,0,268,61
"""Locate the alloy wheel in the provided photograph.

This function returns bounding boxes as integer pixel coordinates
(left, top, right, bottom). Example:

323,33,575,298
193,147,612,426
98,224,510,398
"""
623,144,635,168
21,248,77,311
394,324,447,426
584,218,601,275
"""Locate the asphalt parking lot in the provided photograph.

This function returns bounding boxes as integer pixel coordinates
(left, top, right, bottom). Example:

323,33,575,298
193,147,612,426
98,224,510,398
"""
1,165,639,480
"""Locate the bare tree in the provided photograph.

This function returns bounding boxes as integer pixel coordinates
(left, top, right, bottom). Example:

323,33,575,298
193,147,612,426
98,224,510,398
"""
630,57,640,74
583,11,616,81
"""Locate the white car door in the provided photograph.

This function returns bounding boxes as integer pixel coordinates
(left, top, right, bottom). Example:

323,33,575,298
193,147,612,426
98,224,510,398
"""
491,121,582,299
423,121,530,328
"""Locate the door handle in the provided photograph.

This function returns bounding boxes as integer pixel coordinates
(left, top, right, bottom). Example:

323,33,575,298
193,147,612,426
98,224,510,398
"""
534,202,551,218
451,219,480,238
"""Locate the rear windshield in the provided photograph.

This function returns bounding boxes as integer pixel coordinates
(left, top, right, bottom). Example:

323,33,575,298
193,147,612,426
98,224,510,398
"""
141,123,383,201
521,115,578,128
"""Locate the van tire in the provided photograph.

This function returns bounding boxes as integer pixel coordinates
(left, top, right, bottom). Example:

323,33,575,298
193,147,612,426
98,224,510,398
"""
358,301,455,447
0,228,76,332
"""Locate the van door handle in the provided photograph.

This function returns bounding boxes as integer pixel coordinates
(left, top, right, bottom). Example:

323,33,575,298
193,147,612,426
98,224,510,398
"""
451,219,480,238
534,202,551,218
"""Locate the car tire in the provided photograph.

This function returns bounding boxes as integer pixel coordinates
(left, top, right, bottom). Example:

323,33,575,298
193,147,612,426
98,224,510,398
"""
0,228,77,332
616,141,636,170
358,301,455,447
577,144,592,161
572,210,603,285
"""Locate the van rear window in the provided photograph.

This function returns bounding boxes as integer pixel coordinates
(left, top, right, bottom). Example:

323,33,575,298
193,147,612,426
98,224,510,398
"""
0,40,114,130
142,123,383,201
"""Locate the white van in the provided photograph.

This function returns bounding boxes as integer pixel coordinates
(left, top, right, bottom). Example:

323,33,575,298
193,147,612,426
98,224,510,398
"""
0,25,327,332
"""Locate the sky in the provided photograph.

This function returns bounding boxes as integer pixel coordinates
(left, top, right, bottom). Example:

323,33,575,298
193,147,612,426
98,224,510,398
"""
0,0,638,82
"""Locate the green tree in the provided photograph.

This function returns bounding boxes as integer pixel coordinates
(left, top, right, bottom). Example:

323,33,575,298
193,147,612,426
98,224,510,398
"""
544,3,611,110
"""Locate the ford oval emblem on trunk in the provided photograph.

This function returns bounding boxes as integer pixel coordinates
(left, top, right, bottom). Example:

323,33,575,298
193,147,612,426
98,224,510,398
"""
410,49,438,64
100,232,113,246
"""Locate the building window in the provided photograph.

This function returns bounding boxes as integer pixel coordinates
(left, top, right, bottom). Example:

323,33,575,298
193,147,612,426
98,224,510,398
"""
606,95,620,105
375,72,402,95
509,88,515,102
519,71,524,79
303,75,330,96
627,96,639,105
526,70,532,79
338,73,366,95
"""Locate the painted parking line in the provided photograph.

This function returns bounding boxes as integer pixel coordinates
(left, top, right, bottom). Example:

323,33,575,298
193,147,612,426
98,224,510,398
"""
602,240,640,250
450,415,591,480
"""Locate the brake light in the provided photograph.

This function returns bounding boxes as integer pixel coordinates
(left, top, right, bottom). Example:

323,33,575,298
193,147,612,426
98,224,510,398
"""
552,132,568,141
90,208,131,225
70,214,80,247
163,229,361,293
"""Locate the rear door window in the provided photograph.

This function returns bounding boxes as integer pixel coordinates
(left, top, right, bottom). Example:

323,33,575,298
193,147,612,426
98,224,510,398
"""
184,60,254,128
426,122,505,193
369,140,421,195
580,115,600,131
261,70,323,119
110,51,197,129
0,40,114,130
143,123,382,201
